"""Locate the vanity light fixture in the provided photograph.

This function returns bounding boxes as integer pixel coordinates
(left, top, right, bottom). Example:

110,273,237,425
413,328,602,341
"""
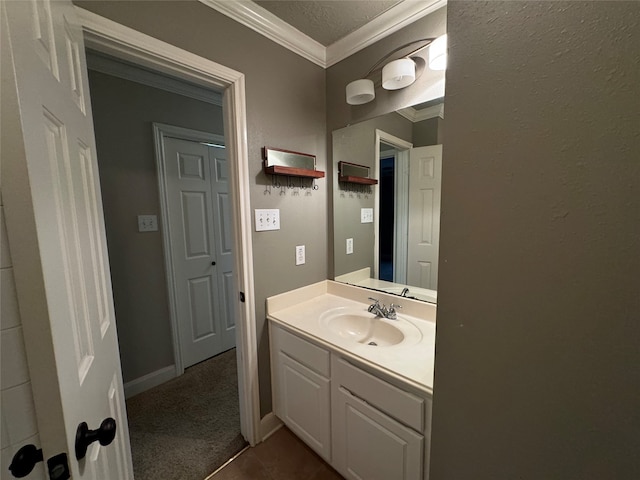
345,34,447,105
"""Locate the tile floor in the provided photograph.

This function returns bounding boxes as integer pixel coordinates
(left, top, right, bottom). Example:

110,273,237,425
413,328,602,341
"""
211,426,344,480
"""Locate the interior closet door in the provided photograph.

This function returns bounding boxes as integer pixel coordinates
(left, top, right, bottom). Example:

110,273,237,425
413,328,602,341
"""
163,136,235,368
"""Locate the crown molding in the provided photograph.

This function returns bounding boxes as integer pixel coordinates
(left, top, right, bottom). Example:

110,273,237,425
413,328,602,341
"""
396,103,444,122
86,51,223,106
326,0,447,67
199,0,447,69
200,0,326,67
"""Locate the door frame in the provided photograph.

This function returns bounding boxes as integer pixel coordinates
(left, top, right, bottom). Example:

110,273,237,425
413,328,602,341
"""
374,129,412,280
77,7,261,444
152,123,229,375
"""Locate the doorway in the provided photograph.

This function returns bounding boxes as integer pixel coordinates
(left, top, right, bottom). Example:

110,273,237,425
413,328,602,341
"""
87,60,246,478
78,9,261,450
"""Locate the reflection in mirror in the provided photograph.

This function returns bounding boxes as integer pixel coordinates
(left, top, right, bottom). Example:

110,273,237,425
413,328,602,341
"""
333,100,443,303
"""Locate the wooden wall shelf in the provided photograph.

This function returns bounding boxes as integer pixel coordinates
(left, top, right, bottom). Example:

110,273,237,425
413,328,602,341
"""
338,176,378,185
337,161,377,185
262,147,324,179
264,165,325,178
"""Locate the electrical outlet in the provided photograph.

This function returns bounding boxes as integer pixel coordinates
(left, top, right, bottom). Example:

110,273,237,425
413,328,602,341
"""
295,245,305,265
361,208,374,223
346,238,353,255
255,209,281,231
138,215,158,232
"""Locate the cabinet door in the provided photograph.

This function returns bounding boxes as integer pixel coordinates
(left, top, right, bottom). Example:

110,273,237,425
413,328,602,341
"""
333,386,423,480
276,352,331,461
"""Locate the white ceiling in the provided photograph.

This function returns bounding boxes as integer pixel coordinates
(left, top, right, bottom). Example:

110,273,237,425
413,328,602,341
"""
254,1,402,46
201,0,447,68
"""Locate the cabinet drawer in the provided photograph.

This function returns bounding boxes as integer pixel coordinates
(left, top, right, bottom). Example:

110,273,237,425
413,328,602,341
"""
272,324,330,377
334,356,424,432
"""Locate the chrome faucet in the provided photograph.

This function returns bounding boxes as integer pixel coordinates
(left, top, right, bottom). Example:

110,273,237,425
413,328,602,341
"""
367,298,402,320
401,287,410,297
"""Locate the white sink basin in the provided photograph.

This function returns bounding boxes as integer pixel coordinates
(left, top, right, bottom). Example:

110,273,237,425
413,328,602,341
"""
319,307,422,347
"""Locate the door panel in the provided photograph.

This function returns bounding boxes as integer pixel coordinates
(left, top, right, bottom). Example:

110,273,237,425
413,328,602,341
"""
181,190,211,258
164,136,235,367
2,1,133,477
210,150,236,351
407,145,442,290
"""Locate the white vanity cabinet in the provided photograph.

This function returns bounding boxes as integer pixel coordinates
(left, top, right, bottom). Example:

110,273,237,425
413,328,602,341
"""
270,324,332,461
332,357,427,480
270,322,432,480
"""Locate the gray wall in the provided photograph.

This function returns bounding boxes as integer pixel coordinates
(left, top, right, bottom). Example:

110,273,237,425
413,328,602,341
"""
333,113,412,277
412,117,442,147
76,1,327,415
430,2,640,479
88,70,225,383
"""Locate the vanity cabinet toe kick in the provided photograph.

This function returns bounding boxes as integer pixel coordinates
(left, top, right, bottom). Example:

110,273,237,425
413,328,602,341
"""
269,321,432,480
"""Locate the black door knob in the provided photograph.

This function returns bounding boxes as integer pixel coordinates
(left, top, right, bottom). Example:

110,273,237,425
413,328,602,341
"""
211,261,216,265
75,417,117,460
9,444,43,478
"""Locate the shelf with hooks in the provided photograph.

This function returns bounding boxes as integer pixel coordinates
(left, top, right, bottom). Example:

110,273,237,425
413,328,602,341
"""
338,161,378,185
264,165,325,178
263,147,324,179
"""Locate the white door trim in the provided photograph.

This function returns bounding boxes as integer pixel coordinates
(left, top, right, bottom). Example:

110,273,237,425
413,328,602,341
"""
76,7,260,445
374,130,413,280
152,123,227,376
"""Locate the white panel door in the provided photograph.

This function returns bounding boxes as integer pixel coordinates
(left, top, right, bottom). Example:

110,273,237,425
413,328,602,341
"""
2,1,133,478
164,137,235,368
407,145,443,290
209,145,236,352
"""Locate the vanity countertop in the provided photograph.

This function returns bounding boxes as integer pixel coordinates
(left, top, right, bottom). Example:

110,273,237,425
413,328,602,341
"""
266,280,436,394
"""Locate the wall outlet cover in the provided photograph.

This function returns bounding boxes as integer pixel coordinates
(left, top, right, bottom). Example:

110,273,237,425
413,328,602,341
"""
361,208,374,223
295,245,305,265
138,215,158,232
346,238,353,255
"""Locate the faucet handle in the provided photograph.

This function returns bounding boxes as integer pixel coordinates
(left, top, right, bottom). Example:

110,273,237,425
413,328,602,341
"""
389,303,402,310
368,297,380,305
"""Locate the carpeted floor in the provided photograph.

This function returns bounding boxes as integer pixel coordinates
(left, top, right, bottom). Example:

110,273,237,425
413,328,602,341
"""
126,348,247,480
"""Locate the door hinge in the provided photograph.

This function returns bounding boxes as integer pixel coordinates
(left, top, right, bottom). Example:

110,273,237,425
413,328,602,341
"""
239,291,245,303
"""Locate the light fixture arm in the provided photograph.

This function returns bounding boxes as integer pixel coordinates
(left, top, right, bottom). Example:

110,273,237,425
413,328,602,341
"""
363,38,436,79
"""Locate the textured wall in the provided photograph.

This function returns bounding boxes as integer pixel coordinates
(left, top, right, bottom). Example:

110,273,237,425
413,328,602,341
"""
412,117,441,147
88,70,225,383
75,0,327,415
430,2,640,479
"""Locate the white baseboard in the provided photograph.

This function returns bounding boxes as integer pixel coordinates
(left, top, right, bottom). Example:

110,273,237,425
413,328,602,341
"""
124,365,176,399
260,412,283,442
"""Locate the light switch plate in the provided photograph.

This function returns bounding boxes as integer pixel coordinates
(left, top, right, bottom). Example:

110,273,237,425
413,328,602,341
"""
255,209,281,231
295,245,305,265
138,215,158,232
346,238,353,255
361,208,374,223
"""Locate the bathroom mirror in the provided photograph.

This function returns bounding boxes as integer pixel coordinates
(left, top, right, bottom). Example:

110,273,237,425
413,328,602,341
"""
332,99,443,303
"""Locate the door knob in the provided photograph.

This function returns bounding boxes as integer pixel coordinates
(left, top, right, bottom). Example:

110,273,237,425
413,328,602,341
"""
75,417,116,460
211,261,216,265
9,444,43,478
